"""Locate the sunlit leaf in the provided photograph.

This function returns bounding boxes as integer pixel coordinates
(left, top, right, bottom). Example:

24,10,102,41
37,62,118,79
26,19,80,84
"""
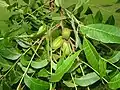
108,51,120,63
24,75,50,90
74,0,88,11
83,37,99,71
0,47,21,60
99,58,106,77
0,0,9,7
109,72,120,89
81,24,120,43
38,68,50,77
16,39,30,48
18,63,35,73
0,56,12,71
50,50,81,82
51,60,57,70
20,55,29,66
31,59,49,69
75,72,100,86
83,37,106,76
58,0,78,8
63,80,77,87
94,10,103,23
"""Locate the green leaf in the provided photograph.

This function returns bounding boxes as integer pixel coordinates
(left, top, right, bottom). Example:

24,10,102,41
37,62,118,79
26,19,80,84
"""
74,0,87,11
88,0,120,27
99,58,106,77
108,72,120,89
55,0,60,7
1,81,12,90
7,26,26,38
0,56,12,71
2,0,10,5
9,71,22,85
85,7,93,15
108,51,120,63
36,24,47,36
52,13,66,20
31,59,49,69
105,15,115,25
58,0,78,8
75,72,100,86
24,75,50,90
81,24,120,43
51,60,57,70
0,6,10,34
20,55,29,66
52,54,60,61
63,80,77,87
94,10,103,23
83,37,99,71
16,39,30,48
83,14,94,24
18,63,35,73
116,8,120,13
38,68,50,77
50,50,81,82
0,0,9,7
56,57,64,69
0,85,2,90
23,0,29,4
68,60,80,73
0,47,21,60
83,38,106,76
116,0,120,3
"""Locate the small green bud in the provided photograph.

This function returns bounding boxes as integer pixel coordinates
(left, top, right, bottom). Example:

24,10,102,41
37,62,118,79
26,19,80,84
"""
62,28,71,40
52,36,63,50
62,41,71,56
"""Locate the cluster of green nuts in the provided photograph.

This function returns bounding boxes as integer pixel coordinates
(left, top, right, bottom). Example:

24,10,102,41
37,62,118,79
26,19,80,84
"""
30,25,72,56
52,28,72,56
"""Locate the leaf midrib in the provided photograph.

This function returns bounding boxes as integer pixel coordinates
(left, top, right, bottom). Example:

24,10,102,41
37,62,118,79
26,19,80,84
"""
83,25,120,38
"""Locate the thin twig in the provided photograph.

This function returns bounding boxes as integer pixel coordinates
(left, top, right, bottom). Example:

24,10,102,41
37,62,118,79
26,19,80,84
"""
71,73,77,90
60,8,64,29
79,62,90,90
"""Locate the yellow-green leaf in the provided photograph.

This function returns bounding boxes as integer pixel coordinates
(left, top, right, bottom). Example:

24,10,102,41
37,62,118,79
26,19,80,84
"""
50,50,81,82
81,24,120,43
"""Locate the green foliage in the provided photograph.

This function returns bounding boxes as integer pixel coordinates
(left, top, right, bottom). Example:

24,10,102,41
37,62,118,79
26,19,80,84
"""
75,72,100,86
83,37,99,71
31,59,49,69
0,0,120,90
108,72,120,89
24,75,50,90
81,24,120,43
50,50,81,82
